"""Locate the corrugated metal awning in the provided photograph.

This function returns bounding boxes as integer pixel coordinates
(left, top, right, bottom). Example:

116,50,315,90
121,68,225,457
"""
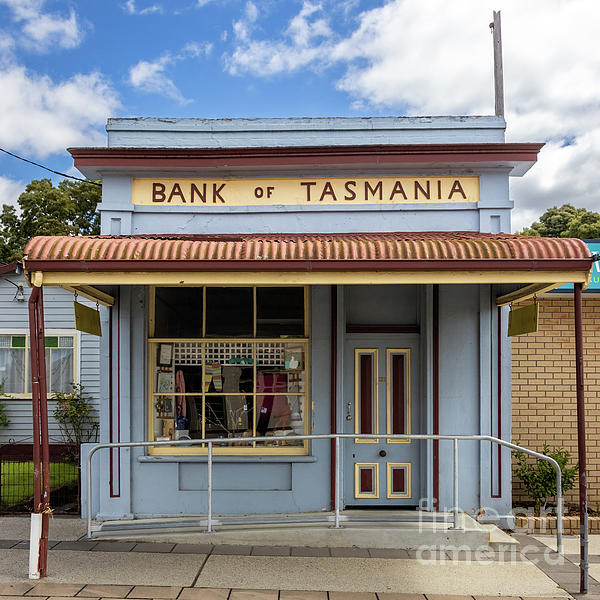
23,232,592,287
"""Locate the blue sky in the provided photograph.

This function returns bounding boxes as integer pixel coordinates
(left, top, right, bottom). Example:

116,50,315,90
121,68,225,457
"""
1,0,599,231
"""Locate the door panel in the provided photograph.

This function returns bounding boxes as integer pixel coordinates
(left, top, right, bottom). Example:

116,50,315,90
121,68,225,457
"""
354,349,378,443
344,336,420,506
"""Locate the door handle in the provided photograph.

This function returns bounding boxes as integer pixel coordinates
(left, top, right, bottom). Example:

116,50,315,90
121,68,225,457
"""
379,450,387,457
346,402,352,421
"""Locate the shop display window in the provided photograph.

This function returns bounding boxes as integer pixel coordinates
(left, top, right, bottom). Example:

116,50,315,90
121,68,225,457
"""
148,286,308,455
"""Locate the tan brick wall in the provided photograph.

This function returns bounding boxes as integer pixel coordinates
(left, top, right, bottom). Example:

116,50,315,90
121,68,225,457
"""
512,296,600,509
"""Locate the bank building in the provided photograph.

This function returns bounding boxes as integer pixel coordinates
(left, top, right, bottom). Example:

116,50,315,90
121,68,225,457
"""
23,115,592,537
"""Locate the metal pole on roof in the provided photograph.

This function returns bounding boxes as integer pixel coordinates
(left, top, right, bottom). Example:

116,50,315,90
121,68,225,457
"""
490,11,505,118
574,282,589,593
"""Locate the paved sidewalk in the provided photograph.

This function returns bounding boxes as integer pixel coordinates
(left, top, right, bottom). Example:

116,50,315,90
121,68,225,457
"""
0,518,596,598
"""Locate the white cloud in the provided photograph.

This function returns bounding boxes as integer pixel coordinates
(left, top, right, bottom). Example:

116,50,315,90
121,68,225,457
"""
0,176,26,209
128,43,212,103
227,1,333,76
225,0,600,230
0,65,120,158
123,1,163,15
0,0,82,51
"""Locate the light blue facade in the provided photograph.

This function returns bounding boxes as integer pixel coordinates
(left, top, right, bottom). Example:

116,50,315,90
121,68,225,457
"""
79,116,533,523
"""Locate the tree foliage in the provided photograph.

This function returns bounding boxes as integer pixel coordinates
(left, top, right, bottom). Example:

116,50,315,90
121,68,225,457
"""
0,179,101,263
521,204,600,238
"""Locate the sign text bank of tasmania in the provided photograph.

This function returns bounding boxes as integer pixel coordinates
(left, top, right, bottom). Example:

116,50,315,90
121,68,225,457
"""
23,116,592,525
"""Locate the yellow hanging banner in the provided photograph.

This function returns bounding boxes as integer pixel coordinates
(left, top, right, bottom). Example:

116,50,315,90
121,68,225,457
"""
508,303,539,337
74,301,102,337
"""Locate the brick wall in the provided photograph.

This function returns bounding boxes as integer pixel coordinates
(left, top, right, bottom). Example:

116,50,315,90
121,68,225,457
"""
512,296,600,509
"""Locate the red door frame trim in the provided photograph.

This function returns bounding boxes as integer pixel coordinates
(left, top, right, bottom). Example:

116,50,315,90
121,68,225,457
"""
432,285,440,511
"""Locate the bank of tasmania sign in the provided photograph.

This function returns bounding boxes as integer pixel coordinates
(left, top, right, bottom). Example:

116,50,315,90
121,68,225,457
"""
132,177,480,207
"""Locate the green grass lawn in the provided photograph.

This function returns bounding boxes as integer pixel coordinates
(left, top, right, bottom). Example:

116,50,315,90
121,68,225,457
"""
0,461,79,507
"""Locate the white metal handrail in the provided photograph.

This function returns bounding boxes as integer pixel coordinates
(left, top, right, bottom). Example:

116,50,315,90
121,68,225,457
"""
85,433,563,553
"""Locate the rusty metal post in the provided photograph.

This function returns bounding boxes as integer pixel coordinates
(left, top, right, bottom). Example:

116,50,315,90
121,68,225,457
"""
28,287,42,518
28,286,50,578
574,282,588,593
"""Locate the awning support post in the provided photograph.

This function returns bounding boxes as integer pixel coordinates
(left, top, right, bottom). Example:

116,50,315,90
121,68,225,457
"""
28,286,50,578
574,282,588,593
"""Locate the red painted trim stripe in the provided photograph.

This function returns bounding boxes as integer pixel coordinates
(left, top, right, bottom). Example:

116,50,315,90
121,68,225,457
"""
392,354,405,435
360,355,373,436
432,285,440,511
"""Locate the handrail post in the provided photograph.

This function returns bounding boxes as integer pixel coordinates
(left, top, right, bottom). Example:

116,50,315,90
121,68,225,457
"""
206,441,213,533
330,435,342,529
451,438,462,530
86,447,92,539
555,458,563,555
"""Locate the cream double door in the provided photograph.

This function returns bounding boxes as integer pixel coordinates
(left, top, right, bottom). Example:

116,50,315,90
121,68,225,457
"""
343,335,420,506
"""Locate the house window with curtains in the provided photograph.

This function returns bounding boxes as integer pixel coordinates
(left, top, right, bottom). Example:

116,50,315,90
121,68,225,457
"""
0,333,77,396
148,286,309,455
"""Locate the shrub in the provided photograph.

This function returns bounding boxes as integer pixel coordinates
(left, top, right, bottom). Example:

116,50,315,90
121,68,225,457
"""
52,383,98,447
513,443,578,514
0,379,10,429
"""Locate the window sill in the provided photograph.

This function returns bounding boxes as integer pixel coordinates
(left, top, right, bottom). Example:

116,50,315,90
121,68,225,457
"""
137,454,317,464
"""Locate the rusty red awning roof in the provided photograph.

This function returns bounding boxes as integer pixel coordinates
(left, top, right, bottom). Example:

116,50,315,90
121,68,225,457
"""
24,232,591,273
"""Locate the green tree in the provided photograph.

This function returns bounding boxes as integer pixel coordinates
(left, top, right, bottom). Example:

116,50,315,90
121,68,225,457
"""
0,178,101,263
521,204,600,238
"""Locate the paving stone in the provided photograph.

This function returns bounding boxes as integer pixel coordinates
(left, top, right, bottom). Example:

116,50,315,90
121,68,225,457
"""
290,547,330,557
48,597,99,600
0,540,20,549
172,544,214,555
178,589,230,600
279,592,328,600
367,548,409,559
329,594,377,600
28,583,84,596
0,597,47,600
54,541,98,551
127,586,181,599
250,546,290,556
212,545,252,555
125,587,178,600
131,543,176,553
473,597,520,600
78,585,133,598
329,547,370,558
0,583,34,595
377,595,426,600
425,596,473,600
92,542,136,553
229,591,278,600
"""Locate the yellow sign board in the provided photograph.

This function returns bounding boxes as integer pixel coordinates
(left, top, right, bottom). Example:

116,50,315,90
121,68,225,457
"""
74,301,102,337
132,176,479,207
508,303,539,337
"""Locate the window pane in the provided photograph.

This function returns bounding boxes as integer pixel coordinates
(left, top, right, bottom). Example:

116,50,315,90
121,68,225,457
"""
49,348,73,394
0,347,25,393
0,336,10,348
44,336,58,348
255,395,304,447
256,287,305,337
12,335,26,348
205,287,252,337
59,336,74,348
155,287,203,338
256,342,305,393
